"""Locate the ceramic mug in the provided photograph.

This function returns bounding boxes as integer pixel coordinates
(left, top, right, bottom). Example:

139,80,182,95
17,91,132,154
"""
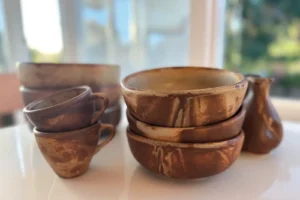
34,121,115,178
20,84,121,108
24,86,108,132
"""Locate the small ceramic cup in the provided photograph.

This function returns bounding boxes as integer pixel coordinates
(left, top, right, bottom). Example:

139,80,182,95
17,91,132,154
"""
34,121,115,178
23,86,109,132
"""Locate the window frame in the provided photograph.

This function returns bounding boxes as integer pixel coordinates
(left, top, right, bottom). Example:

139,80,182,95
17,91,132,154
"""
2,0,299,121
189,0,300,121
2,0,29,72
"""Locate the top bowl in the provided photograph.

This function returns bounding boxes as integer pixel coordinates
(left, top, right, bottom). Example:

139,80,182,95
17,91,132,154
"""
17,63,120,89
122,66,247,127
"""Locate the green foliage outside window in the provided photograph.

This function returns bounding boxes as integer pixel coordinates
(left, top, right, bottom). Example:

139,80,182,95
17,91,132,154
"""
225,0,300,94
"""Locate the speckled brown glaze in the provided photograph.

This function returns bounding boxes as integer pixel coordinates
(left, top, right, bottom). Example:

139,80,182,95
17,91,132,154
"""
127,128,244,179
24,86,109,132
17,63,120,89
122,67,248,127
34,121,115,178
242,77,283,154
127,106,245,143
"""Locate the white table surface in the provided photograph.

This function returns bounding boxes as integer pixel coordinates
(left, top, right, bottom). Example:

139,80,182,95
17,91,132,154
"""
1,116,300,200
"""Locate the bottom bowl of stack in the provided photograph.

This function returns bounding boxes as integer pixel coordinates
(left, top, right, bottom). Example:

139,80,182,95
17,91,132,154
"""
127,127,244,179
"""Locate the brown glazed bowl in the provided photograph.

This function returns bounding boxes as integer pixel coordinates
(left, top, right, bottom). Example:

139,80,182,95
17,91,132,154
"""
127,105,245,143
20,84,120,108
122,66,247,127
34,121,115,178
127,128,244,179
23,86,109,132
17,63,120,89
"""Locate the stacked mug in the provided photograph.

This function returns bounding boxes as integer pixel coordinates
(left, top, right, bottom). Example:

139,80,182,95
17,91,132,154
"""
23,86,115,178
122,67,248,179
17,63,122,129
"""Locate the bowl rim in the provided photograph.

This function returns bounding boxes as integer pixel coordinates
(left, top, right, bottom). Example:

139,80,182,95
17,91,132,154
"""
121,66,247,95
23,85,91,114
127,105,246,130
19,84,121,92
127,127,244,149
17,62,120,69
34,121,100,137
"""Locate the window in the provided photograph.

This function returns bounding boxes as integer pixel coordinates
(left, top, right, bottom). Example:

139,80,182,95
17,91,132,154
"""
225,0,300,99
0,0,299,124
59,0,190,78
20,0,63,62
0,0,9,72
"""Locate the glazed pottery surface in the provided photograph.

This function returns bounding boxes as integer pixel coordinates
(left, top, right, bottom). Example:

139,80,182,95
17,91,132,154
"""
24,86,108,132
20,86,66,106
122,67,247,127
20,84,120,108
127,106,245,143
17,63,120,89
243,76,283,154
127,128,244,179
34,121,115,178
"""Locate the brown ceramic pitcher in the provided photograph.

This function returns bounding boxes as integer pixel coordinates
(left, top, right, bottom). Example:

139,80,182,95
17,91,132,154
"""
242,76,283,154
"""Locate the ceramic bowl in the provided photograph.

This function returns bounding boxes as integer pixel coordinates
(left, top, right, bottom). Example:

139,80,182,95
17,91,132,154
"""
20,84,120,108
23,86,108,132
17,63,120,89
27,103,122,131
127,105,245,143
122,66,248,127
127,128,244,179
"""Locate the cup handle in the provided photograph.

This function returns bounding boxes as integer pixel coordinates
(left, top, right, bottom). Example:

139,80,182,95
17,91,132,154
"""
94,123,115,154
89,93,109,124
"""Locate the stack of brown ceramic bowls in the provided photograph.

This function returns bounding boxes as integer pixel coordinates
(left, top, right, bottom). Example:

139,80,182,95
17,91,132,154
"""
122,67,248,179
23,86,115,178
17,63,121,130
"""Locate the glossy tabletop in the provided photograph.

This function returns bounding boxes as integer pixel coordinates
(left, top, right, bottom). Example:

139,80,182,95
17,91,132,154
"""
0,117,300,200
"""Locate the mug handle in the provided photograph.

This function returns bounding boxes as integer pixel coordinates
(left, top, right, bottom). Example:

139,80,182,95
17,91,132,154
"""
89,93,109,124
94,123,115,154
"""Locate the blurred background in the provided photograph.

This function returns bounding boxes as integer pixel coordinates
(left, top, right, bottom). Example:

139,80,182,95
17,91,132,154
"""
0,0,299,127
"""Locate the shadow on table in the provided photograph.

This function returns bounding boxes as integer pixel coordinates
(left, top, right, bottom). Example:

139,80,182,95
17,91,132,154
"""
128,152,281,200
